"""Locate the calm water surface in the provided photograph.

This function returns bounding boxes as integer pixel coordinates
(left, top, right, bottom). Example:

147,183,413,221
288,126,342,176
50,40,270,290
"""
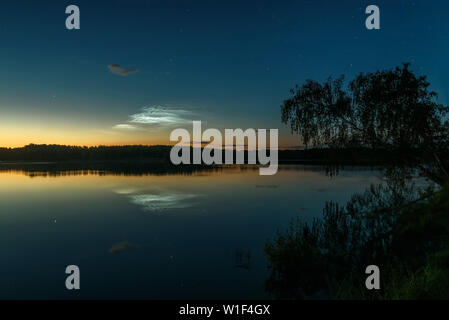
0,165,380,299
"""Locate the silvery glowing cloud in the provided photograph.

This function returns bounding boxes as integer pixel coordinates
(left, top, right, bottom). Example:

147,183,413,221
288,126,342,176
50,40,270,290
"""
113,105,196,132
129,105,193,125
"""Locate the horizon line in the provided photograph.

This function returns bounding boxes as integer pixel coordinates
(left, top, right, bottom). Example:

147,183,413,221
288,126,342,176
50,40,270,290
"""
0,143,305,151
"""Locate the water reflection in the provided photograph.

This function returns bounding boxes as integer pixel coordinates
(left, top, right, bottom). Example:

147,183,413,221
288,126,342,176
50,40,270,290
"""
129,193,200,212
0,162,383,178
0,164,381,299
0,162,221,177
109,241,138,254
113,185,201,212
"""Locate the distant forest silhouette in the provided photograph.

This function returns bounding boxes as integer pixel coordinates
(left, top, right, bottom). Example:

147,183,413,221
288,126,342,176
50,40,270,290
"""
0,144,172,162
0,143,398,166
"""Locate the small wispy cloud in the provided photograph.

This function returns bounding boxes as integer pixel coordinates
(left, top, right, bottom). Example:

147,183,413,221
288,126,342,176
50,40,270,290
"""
114,188,139,195
108,64,138,76
112,124,141,131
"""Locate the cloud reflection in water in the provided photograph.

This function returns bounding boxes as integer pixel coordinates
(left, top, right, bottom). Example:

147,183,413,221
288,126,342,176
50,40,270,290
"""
127,192,199,212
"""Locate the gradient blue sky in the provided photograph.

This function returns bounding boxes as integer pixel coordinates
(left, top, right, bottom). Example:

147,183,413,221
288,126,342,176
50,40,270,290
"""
0,0,447,147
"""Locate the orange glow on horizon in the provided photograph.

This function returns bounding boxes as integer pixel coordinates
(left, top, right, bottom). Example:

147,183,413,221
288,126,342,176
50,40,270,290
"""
0,126,170,148
0,123,300,149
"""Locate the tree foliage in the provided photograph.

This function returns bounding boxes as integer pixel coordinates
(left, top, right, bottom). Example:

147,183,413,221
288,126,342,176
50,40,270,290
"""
281,64,449,185
267,64,449,299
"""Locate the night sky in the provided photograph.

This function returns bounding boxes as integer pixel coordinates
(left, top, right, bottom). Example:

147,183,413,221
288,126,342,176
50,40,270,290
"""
0,0,447,147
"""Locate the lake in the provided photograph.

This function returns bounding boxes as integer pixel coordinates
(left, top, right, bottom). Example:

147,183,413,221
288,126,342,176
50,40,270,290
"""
0,165,380,299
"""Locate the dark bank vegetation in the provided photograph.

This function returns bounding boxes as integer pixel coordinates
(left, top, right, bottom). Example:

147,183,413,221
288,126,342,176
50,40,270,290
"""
266,63,449,299
0,144,172,162
0,144,409,170
266,181,449,299
0,144,397,166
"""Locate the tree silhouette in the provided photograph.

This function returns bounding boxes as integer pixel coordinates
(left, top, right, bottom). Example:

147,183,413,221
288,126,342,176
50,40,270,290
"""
281,63,449,185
